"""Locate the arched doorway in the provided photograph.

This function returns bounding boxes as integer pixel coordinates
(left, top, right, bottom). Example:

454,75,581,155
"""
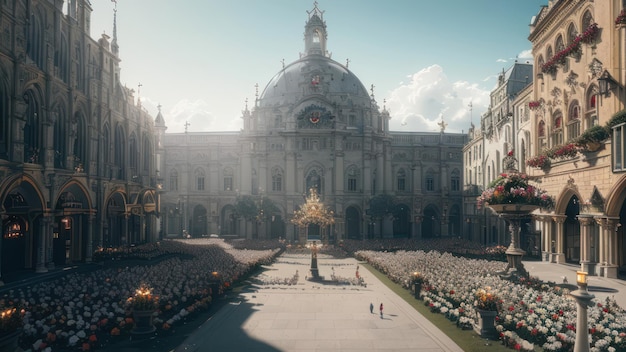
105,192,126,247
192,205,207,237
564,195,580,263
448,205,461,237
421,205,439,238
392,204,410,238
2,177,46,275
345,206,361,239
221,205,236,236
54,185,92,265
269,214,285,239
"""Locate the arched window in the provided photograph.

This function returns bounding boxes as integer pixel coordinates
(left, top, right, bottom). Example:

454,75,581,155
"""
169,169,178,191
567,23,578,43
23,90,42,164
195,168,205,191
586,85,598,128
53,105,67,168
582,10,593,30
346,166,359,192
129,133,138,177
142,134,152,172
425,169,435,192
103,124,110,168
306,169,322,195
223,167,234,191
552,111,563,146
114,124,125,179
538,120,547,149
450,169,460,192
271,168,283,192
396,168,406,192
567,101,581,139
27,11,44,68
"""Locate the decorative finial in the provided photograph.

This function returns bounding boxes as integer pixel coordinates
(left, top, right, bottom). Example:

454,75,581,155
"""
184,121,190,133
157,103,162,112
346,58,350,68
255,83,259,100
370,84,375,97
245,98,248,111
281,59,285,69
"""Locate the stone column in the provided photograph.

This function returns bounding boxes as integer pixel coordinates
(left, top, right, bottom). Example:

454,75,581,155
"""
537,215,552,262
36,216,49,273
86,214,95,262
551,215,566,264
595,217,620,278
577,216,595,275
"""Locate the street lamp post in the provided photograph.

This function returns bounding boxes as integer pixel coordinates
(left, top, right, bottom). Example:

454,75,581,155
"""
571,271,594,352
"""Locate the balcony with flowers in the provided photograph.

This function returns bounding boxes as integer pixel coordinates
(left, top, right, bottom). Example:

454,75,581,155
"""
541,23,598,74
526,154,550,170
546,143,580,160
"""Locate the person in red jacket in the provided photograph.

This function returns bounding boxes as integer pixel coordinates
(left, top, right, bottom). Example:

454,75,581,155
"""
379,303,383,319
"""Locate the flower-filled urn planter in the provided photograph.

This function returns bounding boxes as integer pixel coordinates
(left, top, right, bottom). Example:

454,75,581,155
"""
129,284,158,334
477,151,554,278
473,289,499,339
0,307,24,352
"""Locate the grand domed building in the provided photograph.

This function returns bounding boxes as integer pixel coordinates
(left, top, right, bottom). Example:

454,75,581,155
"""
159,4,467,242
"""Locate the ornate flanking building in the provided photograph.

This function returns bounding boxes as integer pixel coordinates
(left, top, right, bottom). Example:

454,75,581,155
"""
0,0,160,283
159,4,467,243
527,0,626,278
464,0,626,279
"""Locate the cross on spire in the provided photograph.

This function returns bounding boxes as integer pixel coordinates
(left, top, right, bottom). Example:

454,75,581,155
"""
184,121,190,133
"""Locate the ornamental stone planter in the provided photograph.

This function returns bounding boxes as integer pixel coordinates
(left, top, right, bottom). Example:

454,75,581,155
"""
488,204,540,278
131,310,156,334
585,141,602,152
474,309,497,339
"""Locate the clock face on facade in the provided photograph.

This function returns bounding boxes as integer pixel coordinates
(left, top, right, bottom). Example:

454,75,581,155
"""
297,104,333,129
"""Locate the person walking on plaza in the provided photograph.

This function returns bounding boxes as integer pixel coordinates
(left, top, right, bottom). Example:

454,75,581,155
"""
369,302,374,314
379,303,383,319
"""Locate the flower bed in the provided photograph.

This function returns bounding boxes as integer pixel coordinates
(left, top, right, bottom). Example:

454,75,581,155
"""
8,239,281,351
355,249,626,352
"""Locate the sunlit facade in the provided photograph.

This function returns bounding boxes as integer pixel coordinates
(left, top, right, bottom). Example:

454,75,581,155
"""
160,4,466,243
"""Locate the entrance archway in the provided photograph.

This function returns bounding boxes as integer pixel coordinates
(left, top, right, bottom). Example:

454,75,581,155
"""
421,205,439,238
564,195,580,263
192,205,207,237
392,204,410,238
345,206,361,239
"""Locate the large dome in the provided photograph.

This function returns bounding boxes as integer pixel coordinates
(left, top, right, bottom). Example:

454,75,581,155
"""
258,54,370,108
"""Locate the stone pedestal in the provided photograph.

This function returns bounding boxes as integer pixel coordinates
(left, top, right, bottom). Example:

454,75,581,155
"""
488,204,539,278
474,309,497,339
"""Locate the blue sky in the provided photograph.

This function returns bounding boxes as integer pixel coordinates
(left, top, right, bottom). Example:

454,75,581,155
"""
90,0,547,133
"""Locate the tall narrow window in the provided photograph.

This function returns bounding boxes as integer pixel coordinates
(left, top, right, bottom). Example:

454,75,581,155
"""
272,168,283,192
224,167,234,191
196,168,205,191
451,169,460,192
396,169,406,192
169,169,178,191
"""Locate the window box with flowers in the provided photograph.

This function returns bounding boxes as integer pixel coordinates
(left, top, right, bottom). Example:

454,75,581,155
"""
580,23,599,44
526,154,550,170
546,143,580,160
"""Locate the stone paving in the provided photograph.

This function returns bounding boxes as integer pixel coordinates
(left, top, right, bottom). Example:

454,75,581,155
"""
175,252,463,352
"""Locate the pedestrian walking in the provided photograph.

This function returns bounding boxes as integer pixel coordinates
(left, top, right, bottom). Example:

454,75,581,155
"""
369,302,374,314
379,303,383,319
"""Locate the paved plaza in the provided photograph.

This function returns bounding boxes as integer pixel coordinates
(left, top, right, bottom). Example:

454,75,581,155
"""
175,252,463,352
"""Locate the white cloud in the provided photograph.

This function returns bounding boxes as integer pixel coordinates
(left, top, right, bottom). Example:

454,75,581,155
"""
517,49,533,60
142,98,243,133
386,65,490,133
